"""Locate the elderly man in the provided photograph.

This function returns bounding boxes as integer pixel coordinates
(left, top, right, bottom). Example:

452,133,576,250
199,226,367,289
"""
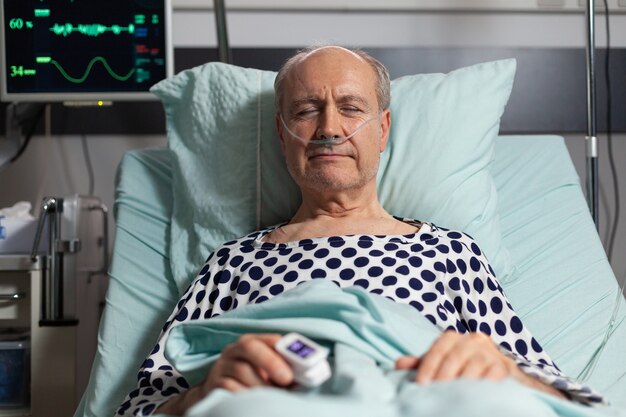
116,46,603,416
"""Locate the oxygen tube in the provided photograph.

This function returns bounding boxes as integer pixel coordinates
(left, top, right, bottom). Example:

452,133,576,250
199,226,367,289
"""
279,113,381,147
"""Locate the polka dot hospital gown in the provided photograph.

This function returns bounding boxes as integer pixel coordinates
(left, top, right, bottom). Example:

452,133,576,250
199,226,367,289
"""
116,219,606,416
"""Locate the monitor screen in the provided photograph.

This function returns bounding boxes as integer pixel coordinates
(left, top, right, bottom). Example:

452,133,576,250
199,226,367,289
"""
0,0,173,102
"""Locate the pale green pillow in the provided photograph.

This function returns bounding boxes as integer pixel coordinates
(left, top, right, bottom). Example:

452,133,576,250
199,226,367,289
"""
379,59,516,282
151,58,517,294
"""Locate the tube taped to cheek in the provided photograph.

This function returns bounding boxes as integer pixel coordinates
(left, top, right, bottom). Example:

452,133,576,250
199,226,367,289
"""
280,114,381,147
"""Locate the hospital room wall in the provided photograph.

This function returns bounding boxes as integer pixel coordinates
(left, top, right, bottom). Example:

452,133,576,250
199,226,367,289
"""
1,9,626,291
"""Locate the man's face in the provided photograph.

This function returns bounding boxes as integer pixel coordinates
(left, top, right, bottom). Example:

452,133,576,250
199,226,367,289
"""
277,48,390,194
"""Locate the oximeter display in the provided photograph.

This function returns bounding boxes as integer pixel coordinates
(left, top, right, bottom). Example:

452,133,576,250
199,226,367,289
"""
287,340,315,358
276,333,331,387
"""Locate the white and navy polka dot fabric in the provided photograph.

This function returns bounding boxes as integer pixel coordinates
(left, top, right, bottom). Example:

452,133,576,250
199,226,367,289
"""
116,219,606,416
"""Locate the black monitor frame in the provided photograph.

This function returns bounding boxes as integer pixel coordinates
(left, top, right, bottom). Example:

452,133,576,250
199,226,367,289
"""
0,0,173,102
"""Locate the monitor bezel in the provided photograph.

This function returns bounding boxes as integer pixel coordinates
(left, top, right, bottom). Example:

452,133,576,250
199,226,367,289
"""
0,0,174,102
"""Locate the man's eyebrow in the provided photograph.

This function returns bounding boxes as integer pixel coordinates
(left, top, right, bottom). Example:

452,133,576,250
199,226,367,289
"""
291,97,323,107
290,94,371,109
336,94,371,109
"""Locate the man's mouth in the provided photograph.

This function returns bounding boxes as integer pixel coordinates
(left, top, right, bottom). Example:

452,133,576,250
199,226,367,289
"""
308,153,350,160
307,147,354,159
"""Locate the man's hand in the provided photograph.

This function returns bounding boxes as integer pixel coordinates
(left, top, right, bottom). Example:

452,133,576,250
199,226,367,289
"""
156,333,293,416
203,333,294,392
396,331,516,383
395,331,566,399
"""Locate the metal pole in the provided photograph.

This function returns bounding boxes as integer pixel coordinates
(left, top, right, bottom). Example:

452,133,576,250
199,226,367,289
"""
214,0,232,64
45,198,63,320
585,0,599,228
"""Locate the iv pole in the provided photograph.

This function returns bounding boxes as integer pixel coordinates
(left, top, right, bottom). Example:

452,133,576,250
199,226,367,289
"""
214,0,232,64
585,0,599,228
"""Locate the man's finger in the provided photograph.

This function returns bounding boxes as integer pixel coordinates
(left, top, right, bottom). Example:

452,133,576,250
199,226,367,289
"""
458,354,490,379
416,332,461,383
395,356,420,370
482,361,509,381
430,343,476,381
214,377,247,393
221,359,269,388
229,335,293,386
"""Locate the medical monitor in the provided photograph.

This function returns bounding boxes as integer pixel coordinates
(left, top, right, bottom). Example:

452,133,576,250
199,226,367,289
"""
0,0,173,103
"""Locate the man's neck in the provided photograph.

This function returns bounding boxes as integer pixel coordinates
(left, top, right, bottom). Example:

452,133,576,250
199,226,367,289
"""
292,182,389,224
261,183,418,244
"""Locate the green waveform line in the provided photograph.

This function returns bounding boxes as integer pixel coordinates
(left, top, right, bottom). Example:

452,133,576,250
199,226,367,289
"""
45,57,135,84
49,22,135,37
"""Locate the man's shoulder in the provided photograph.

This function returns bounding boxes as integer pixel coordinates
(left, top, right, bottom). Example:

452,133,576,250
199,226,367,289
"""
215,223,282,249
397,217,473,241
429,222,476,243
400,217,484,253
418,220,496,276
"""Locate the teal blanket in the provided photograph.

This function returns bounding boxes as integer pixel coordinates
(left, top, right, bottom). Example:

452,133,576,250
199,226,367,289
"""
163,281,624,417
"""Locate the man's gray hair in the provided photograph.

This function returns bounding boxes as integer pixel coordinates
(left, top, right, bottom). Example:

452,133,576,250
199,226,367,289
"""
274,45,391,114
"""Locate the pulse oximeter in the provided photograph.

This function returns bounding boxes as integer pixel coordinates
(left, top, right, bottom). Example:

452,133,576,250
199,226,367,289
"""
274,332,331,387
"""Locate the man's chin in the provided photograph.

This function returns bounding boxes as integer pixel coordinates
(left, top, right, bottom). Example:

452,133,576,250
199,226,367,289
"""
287,164,377,194
301,173,368,193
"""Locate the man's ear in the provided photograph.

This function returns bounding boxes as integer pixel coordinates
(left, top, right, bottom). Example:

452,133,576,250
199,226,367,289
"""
276,113,287,155
379,109,391,152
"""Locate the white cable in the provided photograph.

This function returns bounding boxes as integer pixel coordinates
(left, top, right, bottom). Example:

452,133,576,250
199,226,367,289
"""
255,71,262,230
577,273,626,381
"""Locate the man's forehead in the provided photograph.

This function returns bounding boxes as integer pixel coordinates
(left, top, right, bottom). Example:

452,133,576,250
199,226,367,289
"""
281,47,378,110
299,46,366,63
288,49,374,90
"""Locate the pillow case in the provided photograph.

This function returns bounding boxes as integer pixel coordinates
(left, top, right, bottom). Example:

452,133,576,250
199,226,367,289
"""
150,58,517,294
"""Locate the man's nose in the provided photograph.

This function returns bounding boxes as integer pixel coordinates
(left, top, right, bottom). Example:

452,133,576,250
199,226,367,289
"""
315,107,342,139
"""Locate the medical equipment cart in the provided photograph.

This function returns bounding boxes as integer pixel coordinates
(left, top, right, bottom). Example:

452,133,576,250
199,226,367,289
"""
0,255,77,417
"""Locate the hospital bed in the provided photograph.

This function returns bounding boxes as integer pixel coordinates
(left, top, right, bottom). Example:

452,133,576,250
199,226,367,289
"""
74,60,626,417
